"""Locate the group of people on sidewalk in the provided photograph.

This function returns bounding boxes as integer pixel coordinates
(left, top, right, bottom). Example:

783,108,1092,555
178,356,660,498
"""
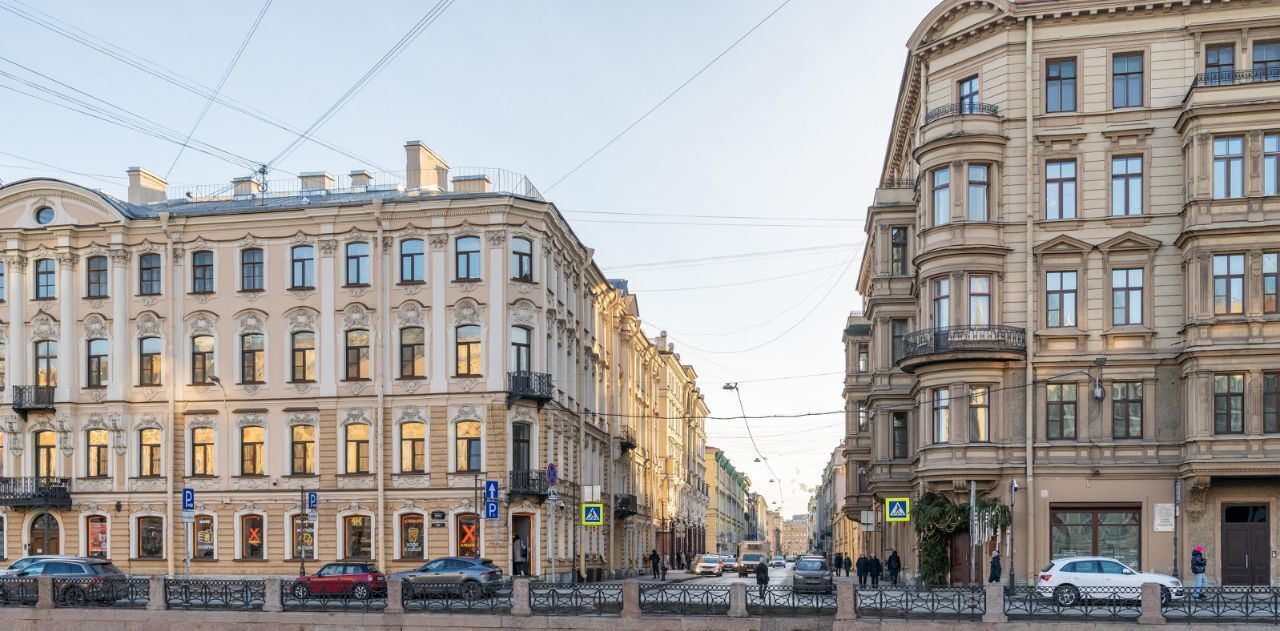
825,550,901,587
646,549,694,580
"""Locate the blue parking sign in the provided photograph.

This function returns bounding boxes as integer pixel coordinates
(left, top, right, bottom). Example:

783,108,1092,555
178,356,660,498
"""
182,488,195,511
484,500,499,520
307,491,318,511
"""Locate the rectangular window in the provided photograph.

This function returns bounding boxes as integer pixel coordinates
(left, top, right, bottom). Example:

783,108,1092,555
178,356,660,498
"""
511,238,534,281
969,386,990,442
86,429,110,478
1112,382,1143,439
1214,373,1245,434
891,412,908,459
455,325,482,377
194,516,215,559
138,516,164,559
1111,156,1143,215
345,424,370,474
345,330,370,380
1265,253,1278,314
1111,268,1144,326
456,236,481,280
241,249,263,291
933,387,950,444
1112,52,1144,108
192,427,215,476
1205,44,1235,85
1265,373,1279,434
958,75,980,112
401,514,425,560
291,425,315,475
139,428,162,477
931,168,951,226
1253,41,1280,80
1047,383,1077,440
456,514,479,558
240,426,264,475
1213,136,1245,199
191,336,214,385
35,340,57,387
291,514,313,560
344,515,371,559
1046,160,1077,220
1051,508,1141,569
933,277,950,328
85,256,108,298
345,242,370,286
856,344,868,373
856,402,869,434
513,423,531,471
400,327,426,378
139,338,161,386
400,422,425,473
891,319,908,364
240,334,264,384
35,259,55,299
967,164,989,221
290,246,315,289
241,514,264,560
291,332,316,382
968,275,991,326
1046,271,1078,328
890,227,908,275
1046,58,1077,112
1213,254,1246,315
86,339,108,387
191,251,214,293
1265,134,1279,196
139,253,161,295
400,239,425,283
455,421,482,472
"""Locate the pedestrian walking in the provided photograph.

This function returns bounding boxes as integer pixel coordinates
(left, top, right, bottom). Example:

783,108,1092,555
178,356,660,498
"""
834,552,844,577
755,558,770,600
886,550,901,585
511,534,528,576
842,554,852,577
856,553,869,587
1191,546,1208,598
988,550,1002,584
869,554,882,588
661,554,669,580
649,549,661,580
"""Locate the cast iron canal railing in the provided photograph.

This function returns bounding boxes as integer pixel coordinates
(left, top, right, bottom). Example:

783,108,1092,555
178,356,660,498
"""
639,582,731,616
530,582,623,615
0,577,38,606
401,580,513,612
1162,586,1280,623
858,586,985,620
1004,585,1142,621
51,577,149,608
165,578,265,610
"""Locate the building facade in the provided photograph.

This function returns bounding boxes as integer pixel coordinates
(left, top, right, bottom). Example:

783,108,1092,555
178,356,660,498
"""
846,0,1280,586
0,140,709,579
704,446,748,554
781,514,811,557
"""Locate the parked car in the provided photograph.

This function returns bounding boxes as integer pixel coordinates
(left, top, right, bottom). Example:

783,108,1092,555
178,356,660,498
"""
792,557,834,594
391,557,505,598
770,556,786,568
785,555,796,562
1037,557,1184,606
694,555,724,576
0,555,80,578
290,562,387,600
723,556,737,571
7,558,128,605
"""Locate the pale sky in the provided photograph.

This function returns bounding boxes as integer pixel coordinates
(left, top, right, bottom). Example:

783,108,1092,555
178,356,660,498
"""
0,0,938,516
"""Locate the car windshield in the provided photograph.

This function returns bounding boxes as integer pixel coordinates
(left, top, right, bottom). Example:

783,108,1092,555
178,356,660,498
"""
796,559,827,571
743,554,763,562
8,558,36,571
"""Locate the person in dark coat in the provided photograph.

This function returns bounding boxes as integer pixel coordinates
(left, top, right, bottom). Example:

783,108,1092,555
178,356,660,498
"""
755,559,770,599
855,553,869,586
834,552,843,576
988,550,1002,584
868,554,882,587
842,554,853,577
1191,546,1208,598
886,550,901,585
649,549,661,579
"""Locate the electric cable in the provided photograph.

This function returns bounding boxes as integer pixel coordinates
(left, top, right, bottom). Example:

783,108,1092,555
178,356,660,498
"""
631,260,846,293
603,242,857,271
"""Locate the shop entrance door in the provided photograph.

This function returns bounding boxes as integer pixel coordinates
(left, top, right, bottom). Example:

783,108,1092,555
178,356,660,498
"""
1221,504,1269,585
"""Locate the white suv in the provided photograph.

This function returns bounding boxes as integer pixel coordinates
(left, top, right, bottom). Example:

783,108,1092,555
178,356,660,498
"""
1037,557,1184,606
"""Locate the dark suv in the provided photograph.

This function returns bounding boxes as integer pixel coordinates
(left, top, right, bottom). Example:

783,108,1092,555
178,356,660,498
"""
9,558,129,604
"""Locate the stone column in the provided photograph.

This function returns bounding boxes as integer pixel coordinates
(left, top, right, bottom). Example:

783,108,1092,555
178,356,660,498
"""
511,577,532,616
5,255,25,404
109,249,129,400
1138,582,1165,625
384,577,404,614
486,230,504,392
56,252,77,400
146,575,165,610
35,575,53,609
620,578,641,619
981,583,1007,623
728,582,747,618
262,577,282,612
429,234,447,393
319,239,337,397
834,577,858,621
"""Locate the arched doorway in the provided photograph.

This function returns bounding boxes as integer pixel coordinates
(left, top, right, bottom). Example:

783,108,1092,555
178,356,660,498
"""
30,513,59,555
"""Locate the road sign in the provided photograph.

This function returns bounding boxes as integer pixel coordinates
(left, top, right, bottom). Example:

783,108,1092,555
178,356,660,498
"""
307,491,318,511
485,480,500,500
581,503,604,526
546,463,559,487
484,499,499,519
182,488,195,511
886,498,911,522
181,510,194,524
308,511,319,524
548,488,560,502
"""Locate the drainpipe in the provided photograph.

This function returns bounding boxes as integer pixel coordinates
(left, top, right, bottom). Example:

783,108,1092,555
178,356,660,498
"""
374,202,388,566
161,211,176,578
1022,16,1037,587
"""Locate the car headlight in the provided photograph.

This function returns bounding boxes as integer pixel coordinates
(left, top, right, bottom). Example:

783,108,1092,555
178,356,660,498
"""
1171,580,1181,587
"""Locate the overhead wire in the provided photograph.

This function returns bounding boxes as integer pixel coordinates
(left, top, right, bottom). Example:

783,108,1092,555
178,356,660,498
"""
561,209,861,222
630,260,847,293
0,150,125,188
603,242,858,271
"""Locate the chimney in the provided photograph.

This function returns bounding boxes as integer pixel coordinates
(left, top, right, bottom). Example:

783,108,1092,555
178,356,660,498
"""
452,174,490,194
126,167,167,204
232,176,260,197
349,169,373,190
404,140,449,191
299,171,333,193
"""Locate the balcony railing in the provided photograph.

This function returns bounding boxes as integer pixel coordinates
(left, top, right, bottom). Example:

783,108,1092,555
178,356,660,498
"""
924,102,999,125
619,427,637,454
614,494,638,519
899,325,1026,365
11,386,55,411
1190,67,1280,89
509,469,549,498
0,476,72,507
507,371,553,408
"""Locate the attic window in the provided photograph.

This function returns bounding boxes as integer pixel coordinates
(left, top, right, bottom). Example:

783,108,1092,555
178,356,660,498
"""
34,207,54,225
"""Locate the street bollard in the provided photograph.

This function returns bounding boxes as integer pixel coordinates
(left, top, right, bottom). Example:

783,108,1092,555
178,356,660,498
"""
621,579,641,619
728,582,747,618
834,577,858,621
147,575,165,611
981,583,1007,623
1138,582,1165,625
385,578,404,614
512,577,532,616
35,575,53,609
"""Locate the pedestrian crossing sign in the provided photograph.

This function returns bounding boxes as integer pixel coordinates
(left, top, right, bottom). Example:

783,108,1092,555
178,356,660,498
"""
581,502,604,526
886,498,911,522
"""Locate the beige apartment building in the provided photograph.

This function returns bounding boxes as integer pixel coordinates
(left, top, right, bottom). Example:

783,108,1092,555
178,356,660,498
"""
846,0,1280,587
704,446,748,555
781,514,811,557
0,140,709,579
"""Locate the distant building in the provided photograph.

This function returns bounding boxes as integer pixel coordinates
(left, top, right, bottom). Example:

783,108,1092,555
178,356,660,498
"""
781,514,810,557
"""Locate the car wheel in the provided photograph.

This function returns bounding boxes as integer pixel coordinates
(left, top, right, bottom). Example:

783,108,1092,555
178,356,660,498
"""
1160,588,1171,606
62,586,87,605
1053,585,1080,607
352,584,371,600
460,582,483,600
291,583,310,599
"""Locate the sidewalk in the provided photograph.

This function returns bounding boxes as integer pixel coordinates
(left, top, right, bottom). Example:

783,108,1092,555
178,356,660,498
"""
592,569,704,584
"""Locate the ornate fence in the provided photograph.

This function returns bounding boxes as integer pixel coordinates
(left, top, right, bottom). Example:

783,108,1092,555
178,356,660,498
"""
746,585,837,616
529,582,623,615
51,577,149,608
0,577,38,606
1162,586,1280,623
857,586,985,620
638,582,731,616
280,578,387,612
401,580,513,613
164,578,265,610
1005,586,1142,621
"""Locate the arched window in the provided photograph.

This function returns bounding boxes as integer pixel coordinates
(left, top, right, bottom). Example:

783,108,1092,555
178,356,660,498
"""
511,326,531,374
86,429,109,478
29,513,59,555
346,242,370,286
139,428,162,477
241,248,264,291
455,421,481,472
291,331,316,382
290,245,315,289
137,516,163,559
86,339,109,387
191,427,215,476
85,255,109,298
240,426,264,475
191,251,214,293
34,340,57,386
85,515,108,558
345,330,370,380
345,424,369,474
455,325,481,377
511,237,533,281
400,239,425,283
34,258,55,299
139,253,162,295
400,422,425,473
240,333,264,384
291,425,315,475
34,430,56,477
191,335,215,384
400,513,425,560
240,514,264,560
139,337,162,386
455,236,481,280
400,327,425,378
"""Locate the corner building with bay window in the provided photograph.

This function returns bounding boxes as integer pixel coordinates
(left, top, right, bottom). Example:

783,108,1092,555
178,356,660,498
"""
0,139,709,579
845,0,1280,587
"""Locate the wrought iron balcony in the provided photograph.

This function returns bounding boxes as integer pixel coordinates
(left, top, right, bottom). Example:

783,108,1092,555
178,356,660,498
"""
619,427,637,454
508,469,549,499
1190,68,1280,89
924,101,999,124
897,325,1026,373
0,476,72,507
614,494,638,519
507,371,553,409
12,386,55,412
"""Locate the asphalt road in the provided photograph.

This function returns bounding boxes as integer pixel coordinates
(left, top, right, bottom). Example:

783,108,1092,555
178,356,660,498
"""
679,562,802,586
